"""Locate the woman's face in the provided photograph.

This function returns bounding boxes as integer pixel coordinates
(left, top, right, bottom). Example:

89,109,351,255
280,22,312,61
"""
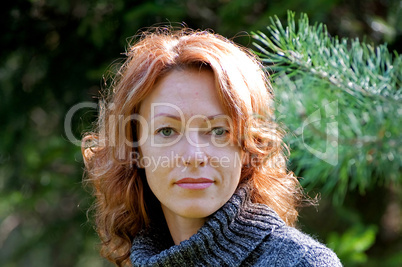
138,68,243,220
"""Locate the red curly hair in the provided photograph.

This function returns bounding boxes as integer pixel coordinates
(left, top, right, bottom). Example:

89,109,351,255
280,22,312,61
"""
82,28,305,266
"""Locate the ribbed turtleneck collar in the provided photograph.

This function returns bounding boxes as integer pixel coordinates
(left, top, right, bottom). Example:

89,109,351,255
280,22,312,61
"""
130,185,286,266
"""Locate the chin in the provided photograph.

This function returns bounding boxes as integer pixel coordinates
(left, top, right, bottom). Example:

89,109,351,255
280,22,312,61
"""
177,205,219,219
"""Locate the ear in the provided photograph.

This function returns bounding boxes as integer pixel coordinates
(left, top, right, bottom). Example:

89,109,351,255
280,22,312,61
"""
81,135,98,167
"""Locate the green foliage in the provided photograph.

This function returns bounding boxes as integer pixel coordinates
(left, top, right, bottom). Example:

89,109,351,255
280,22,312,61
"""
327,224,378,266
252,11,402,204
254,12,401,100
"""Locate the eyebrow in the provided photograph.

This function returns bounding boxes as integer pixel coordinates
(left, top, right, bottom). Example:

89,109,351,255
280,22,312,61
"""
152,113,181,120
152,113,227,120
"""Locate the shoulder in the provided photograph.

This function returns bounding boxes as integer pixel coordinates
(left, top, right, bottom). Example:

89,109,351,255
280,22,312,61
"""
249,225,342,266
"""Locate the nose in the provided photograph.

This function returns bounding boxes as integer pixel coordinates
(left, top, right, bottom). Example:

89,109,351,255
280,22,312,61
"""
181,131,209,167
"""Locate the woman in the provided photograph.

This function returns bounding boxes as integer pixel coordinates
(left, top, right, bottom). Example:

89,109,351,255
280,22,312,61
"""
82,28,342,266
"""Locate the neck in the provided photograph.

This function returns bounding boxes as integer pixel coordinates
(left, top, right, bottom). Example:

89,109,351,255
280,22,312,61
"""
161,205,206,245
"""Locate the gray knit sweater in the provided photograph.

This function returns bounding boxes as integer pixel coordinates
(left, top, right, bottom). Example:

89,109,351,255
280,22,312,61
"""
130,186,342,266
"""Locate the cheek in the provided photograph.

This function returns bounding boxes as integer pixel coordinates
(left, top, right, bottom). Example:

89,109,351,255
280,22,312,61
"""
144,164,171,202
226,149,243,181
211,147,243,187
140,144,176,183
139,142,164,168
211,146,243,169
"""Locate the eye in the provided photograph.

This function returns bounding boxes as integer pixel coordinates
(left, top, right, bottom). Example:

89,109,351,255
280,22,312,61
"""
211,127,227,136
157,127,175,137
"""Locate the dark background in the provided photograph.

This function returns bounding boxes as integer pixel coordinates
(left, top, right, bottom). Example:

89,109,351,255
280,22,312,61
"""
1,0,401,266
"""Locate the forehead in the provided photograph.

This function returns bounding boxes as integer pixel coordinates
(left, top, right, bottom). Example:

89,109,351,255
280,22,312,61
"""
139,68,227,119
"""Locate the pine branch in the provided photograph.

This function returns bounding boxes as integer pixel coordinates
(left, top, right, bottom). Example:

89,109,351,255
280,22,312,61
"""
252,11,402,102
252,11,402,204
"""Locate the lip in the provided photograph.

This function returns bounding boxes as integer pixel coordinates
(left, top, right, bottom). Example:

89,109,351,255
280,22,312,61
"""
175,178,214,190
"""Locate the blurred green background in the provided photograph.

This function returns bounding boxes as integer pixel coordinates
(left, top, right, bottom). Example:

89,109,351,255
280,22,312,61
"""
1,0,401,266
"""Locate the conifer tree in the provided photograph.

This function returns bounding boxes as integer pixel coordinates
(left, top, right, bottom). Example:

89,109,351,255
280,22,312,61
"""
252,11,401,204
